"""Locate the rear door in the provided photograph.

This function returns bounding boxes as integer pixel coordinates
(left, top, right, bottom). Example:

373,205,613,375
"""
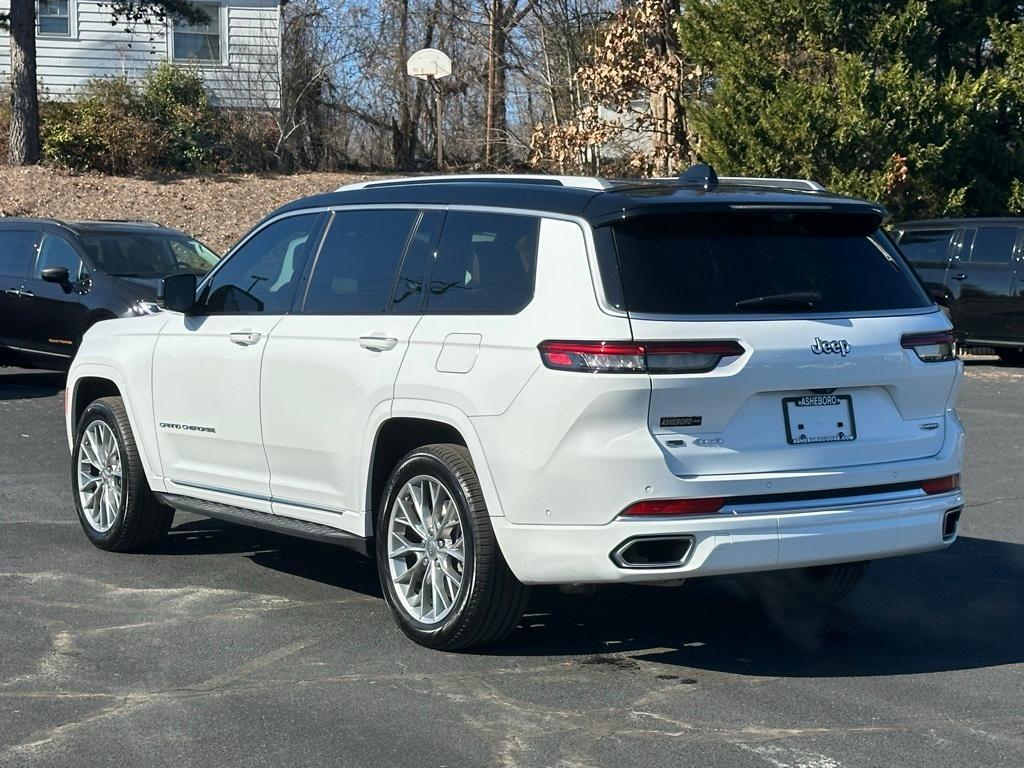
947,225,1019,342
0,227,40,352
260,208,437,534
602,209,958,477
20,230,91,359
152,212,324,504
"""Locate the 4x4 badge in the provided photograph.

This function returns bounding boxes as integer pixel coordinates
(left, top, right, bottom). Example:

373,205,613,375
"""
810,337,851,356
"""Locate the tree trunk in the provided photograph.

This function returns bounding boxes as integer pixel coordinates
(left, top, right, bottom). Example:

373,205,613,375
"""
8,0,41,165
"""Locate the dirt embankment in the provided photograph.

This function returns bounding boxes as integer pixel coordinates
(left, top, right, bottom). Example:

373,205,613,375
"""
0,166,385,253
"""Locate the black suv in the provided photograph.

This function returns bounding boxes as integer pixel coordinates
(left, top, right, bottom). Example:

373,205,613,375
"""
0,218,219,369
895,218,1024,362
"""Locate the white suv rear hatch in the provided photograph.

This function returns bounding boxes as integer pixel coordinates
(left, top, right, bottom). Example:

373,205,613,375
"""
601,209,959,476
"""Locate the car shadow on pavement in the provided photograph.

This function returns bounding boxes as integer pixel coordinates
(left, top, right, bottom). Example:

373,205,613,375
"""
158,517,382,598
159,517,1023,677
496,535,1024,676
0,369,66,400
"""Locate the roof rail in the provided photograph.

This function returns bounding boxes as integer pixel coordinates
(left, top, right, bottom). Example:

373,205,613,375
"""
71,218,164,227
718,176,826,192
337,174,614,192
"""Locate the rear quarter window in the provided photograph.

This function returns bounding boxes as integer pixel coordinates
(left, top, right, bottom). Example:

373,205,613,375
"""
602,212,932,315
426,211,539,314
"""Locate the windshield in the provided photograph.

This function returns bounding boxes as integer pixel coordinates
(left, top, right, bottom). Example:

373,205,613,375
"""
79,232,221,278
601,211,933,315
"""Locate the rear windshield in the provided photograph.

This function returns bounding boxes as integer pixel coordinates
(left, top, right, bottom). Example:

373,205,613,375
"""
601,212,932,315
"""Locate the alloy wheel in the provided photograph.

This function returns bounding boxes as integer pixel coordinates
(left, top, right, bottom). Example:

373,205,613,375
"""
387,474,466,624
77,420,123,533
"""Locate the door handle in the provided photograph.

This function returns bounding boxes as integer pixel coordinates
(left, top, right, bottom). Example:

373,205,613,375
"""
3,288,24,296
18,289,34,297
359,335,399,352
951,274,968,281
229,331,262,346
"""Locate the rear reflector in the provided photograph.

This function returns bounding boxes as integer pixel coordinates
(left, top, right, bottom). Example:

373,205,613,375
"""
901,331,955,362
921,474,960,495
538,340,743,374
620,497,726,517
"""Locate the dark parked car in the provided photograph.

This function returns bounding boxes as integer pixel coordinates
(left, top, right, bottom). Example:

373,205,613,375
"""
0,218,219,370
894,218,1024,362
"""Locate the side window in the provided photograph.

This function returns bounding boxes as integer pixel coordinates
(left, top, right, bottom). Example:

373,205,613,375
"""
302,209,418,314
426,212,540,314
199,213,321,315
0,229,38,278
390,211,444,313
897,229,954,269
966,226,1018,265
35,233,82,279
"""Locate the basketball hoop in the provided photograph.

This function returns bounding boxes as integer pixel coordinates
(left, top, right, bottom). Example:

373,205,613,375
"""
407,49,452,170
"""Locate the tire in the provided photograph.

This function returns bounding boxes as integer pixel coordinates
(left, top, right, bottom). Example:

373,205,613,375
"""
72,396,174,552
791,561,870,603
996,348,1024,365
375,443,528,650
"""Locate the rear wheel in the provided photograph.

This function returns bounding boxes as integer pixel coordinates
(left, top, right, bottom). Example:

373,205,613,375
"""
791,562,869,603
996,348,1024,365
376,444,528,650
72,397,174,551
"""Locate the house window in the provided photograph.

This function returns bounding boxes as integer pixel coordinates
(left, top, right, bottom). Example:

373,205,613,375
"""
172,3,222,63
38,0,72,36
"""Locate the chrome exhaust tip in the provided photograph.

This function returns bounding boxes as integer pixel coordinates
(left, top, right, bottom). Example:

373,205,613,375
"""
611,535,694,569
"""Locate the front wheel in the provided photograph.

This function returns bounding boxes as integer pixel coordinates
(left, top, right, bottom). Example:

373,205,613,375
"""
72,397,174,551
376,444,528,650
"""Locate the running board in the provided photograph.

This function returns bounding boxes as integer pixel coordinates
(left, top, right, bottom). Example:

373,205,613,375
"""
157,493,370,556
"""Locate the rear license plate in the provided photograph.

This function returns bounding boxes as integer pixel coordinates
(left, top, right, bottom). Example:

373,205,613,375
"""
783,394,856,445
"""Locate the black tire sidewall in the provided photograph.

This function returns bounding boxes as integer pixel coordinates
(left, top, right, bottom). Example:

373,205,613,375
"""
72,401,131,548
375,451,480,645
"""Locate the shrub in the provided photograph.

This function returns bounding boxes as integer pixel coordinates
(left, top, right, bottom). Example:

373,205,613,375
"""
41,77,157,174
140,62,224,172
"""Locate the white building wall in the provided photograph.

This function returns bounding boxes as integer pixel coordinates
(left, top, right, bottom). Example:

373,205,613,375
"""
0,0,280,108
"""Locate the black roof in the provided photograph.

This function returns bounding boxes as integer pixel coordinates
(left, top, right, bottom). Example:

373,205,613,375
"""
0,217,185,237
269,178,886,227
897,217,1024,229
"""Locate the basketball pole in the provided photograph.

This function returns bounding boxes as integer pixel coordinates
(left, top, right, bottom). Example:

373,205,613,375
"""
433,76,443,170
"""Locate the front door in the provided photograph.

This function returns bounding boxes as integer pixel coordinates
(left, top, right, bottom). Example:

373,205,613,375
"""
261,208,440,534
948,225,1019,342
152,212,325,504
20,231,91,360
0,227,40,355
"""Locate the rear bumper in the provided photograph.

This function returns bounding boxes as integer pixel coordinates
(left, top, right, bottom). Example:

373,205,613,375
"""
492,490,964,585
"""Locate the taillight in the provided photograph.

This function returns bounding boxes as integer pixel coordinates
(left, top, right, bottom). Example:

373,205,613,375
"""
921,474,960,495
901,331,955,362
620,498,726,516
538,340,743,374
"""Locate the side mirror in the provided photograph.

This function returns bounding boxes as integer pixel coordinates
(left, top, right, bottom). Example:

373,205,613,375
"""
40,266,70,285
160,273,198,313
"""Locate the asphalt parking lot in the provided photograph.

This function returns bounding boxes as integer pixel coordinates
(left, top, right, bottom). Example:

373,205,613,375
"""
1,362,1022,768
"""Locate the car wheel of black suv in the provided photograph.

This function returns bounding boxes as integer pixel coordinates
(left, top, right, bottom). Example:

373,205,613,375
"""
996,348,1024,365
72,396,174,551
376,443,529,650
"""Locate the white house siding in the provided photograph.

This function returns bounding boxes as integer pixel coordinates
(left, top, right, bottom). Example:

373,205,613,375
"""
0,0,280,109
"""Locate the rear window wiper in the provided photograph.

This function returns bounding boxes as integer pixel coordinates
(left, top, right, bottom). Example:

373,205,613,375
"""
734,291,822,310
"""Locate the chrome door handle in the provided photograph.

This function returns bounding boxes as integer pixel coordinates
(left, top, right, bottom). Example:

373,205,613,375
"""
3,288,23,296
229,331,262,346
18,289,33,297
359,335,399,352
951,274,968,281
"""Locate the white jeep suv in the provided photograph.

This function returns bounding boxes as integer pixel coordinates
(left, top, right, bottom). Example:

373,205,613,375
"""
65,167,965,649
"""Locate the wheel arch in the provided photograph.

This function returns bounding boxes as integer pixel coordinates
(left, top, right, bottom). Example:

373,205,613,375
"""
66,363,162,490
365,403,506,532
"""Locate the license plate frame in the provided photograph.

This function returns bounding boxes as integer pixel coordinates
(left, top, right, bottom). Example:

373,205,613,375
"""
782,394,857,445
